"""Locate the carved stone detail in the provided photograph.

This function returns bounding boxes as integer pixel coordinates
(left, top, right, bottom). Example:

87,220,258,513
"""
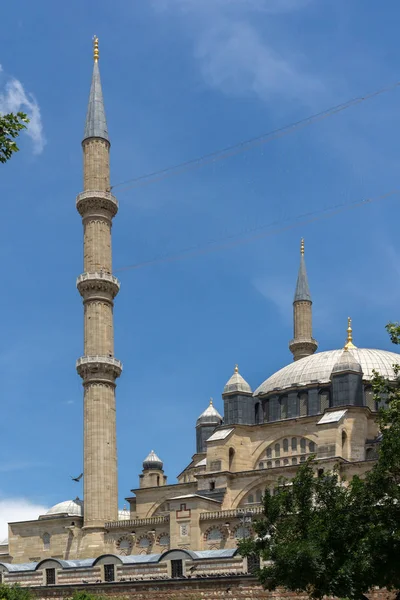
77,272,120,300
76,190,118,218
76,355,122,382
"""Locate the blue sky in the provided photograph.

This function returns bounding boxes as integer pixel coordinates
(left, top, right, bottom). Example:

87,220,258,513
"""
1,0,400,535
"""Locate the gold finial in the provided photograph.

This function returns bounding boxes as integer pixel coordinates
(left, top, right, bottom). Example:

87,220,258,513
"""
209,398,213,406
300,238,305,256
93,35,99,62
234,364,239,373
344,316,357,350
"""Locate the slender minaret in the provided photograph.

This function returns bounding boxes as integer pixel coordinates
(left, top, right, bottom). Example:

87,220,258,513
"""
289,239,318,361
76,37,122,551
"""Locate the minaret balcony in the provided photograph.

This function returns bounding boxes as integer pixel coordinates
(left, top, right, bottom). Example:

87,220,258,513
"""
77,271,120,299
76,190,118,218
76,355,123,380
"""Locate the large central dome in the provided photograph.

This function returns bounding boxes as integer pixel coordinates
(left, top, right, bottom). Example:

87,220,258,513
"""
254,348,400,396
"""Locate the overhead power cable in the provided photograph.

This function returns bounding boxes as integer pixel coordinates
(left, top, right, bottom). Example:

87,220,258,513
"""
114,189,399,273
111,80,400,193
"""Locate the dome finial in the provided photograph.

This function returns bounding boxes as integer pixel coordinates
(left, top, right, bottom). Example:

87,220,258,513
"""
344,316,357,350
209,397,213,406
234,364,239,373
93,35,99,62
300,238,304,256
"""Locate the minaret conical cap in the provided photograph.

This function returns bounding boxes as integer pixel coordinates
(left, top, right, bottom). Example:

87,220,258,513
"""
294,238,311,302
83,36,109,143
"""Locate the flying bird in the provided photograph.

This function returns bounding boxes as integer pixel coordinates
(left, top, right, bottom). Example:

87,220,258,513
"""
71,473,83,482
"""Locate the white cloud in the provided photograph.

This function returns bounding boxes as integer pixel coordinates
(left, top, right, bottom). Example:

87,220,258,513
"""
0,499,48,541
0,76,45,155
153,0,321,107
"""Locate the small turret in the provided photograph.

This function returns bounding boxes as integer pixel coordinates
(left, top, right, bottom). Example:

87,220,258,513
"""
140,450,167,488
289,239,318,361
331,318,363,407
223,365,256,425
196,399,222,453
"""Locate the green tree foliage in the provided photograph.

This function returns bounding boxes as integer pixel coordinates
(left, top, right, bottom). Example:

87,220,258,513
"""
0,584,32,600
69,592,107,600
239,322,400,599
0,112,29,163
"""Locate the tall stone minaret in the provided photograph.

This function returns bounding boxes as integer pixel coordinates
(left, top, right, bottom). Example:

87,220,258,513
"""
289,239,318,361
76,37,122,553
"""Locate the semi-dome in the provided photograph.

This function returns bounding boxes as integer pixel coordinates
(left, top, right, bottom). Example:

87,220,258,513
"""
255,348,400,396
45,497,83,517
223,365,252,395
196,399,222,426
143,450,163,471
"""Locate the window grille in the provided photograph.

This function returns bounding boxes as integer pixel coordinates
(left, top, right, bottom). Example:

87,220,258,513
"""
104,564,115,582
171,559,183,578
43,533,50,551
45,569,56,586
283,438,289,452
247,553,259,574
291,437,297,451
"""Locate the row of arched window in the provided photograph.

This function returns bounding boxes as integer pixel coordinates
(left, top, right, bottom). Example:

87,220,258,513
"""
259,386,385,424
204,525,252,541
265,437,316,458
258,455,307,469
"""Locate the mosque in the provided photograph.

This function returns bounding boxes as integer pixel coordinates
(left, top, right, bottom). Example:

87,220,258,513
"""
0,38,398,586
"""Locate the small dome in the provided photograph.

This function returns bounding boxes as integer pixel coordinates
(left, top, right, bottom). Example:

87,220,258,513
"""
118,507,130,520
46,497,83,517
196,399,222,426
223,365,252,395
143,450,163,470
332,349,362,375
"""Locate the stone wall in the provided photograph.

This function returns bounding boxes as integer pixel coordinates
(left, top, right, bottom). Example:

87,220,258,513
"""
27,577,397,600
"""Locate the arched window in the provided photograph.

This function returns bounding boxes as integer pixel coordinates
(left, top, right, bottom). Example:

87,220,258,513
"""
266,461,272,468
235,526,251,539
342,430,347,448
117,538,132,556
258,461,264,469
207,528,223,541
292,457,297,465
283,438,289,452
248,494,254,504
158,534,170,546
320,389,330,412
309,441,316,453
275,459,280,467
210,481,216,491
254,403,260,424
299,393,308,416
157,475,160,486
300,456,306,463
229,447,235,470
283,458,289,466
300,438,306,453
291,437,297,451
43,533,50,551
139,537,151,548
256,489,262,503
274,443,280,457
280,396,288,419
365,387,374,410
266,447,272,459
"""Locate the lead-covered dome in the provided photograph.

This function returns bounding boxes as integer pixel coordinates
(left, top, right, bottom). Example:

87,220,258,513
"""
223,365,252,395
45,498,83,517
196,399,222,426
143,450,163,470
255,348,400,396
